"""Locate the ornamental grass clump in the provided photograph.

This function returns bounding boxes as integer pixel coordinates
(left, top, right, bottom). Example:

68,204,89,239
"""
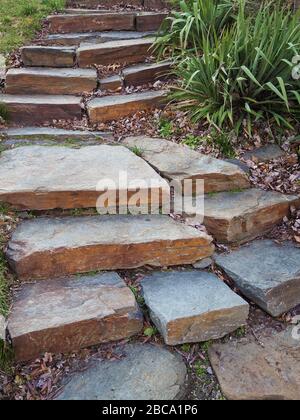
167,1,300,134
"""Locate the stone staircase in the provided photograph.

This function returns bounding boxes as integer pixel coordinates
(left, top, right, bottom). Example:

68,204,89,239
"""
0,1,300,371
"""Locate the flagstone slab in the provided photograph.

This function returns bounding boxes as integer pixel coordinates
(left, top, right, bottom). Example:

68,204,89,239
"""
56,344,187,400
21,46,75,67
5,68,97,95
100,74,122,91
141,271,249,345
44,31,154,46
203,189,300,243
123,137,250,193
243,144,285,162
78,38,155,67
48,13,135,34
6,215,214,280
87,91,166,123
123,61,171,86
8,273,143,361
0,127,113,142
0,94,82,124
0,145,169,210
216,240,300,316
209,328,300,400
136,12,168,31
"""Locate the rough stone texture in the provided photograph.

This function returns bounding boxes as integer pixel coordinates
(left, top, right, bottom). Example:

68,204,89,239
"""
0,54,5,81
123,61,171,87
136,12,168,31
44,31,154,46
123,137,250,193
209,328,300,400
6,215,214,280
192,257,213,269
0,127,112,142
100,74,122,91
88,91,166,123
67,0,143,7
141,271,249,345
5,68,97,95
0,94,82,124
48,13,135,34
243,144,285,162
56,344,186,400
0,145,169,210
0,315,6,342
21,46,75,68
77,38,155,67
216,240,300,316
203,189,300,243
144,0,170,8
8,273,143,361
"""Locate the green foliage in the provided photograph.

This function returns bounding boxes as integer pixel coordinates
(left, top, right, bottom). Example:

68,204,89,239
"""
144,326,158,337
0,250,9,318
158,118,174,138
0,0,66,54
130,146,143,157
0,103,9,122
154,0,236,58
169,0,300,134
182,134,202,149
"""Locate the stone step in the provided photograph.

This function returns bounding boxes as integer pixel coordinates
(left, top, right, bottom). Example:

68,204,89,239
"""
123,61,171,87
141,270,249,346
0,94,82,124
100,74,123,91
44,31,155,46
8,272,143,361
48,12,135,34
66,0,143,7
6,215,214,280
21,46,75,67
216,240,300,317
56,344,186,400
87,91,166,123
203,188,300,243
0,127,112,142
5,68,97,95
136,12,167,31
0,144,169,210
209,327,300,400
122,137,250,193
77,38,155,67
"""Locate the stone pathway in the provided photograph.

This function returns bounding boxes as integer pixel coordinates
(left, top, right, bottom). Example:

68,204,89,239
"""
0,0,299,401
56,344,187,400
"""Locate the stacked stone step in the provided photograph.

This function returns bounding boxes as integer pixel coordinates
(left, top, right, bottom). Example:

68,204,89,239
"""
1,11,169,125
0,138,256,361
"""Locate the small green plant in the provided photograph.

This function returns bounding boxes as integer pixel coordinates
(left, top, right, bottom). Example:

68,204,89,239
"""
212,131,236,158
194,360,208,377
201,340,213,352
182,134,202,149
158,118,174,138
129,286,145,306
181,343,191,352
0,103,9,122
235,325,246,338
130,146,143,157
144,326,157,337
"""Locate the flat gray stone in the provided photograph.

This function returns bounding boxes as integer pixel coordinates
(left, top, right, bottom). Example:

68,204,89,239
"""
8,273,143,361
45,31,154,46
141,271,249,345
0,127,113,142
6,215,214,280
243,144,285,162
192,257,213,269
21,46,75,67
216,240,300,317
56,344,187,400
209,327,300,400
0,315,6,341
203,188,300,243
123,137,250,194
0,145,168,210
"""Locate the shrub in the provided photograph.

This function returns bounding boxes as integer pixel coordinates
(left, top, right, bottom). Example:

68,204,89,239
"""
169,1,300,134
154,0,236,58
